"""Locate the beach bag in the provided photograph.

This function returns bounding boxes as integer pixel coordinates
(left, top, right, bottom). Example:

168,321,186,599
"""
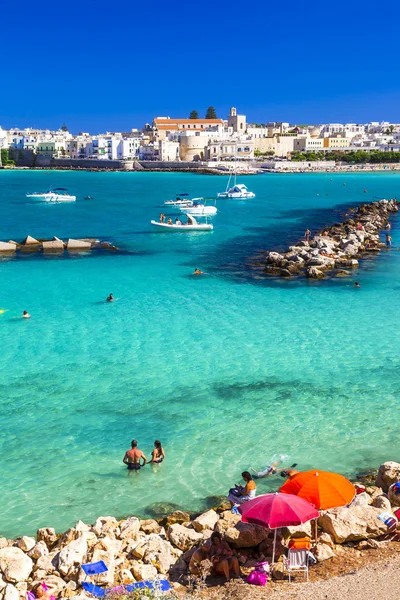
228,487,242,498
246,561,269,586
378,511,397,529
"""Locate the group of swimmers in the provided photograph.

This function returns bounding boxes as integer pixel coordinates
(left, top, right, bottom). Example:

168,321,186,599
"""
123,439,165,470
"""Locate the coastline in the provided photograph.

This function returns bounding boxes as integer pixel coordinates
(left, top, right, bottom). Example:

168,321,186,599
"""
0,462,399,599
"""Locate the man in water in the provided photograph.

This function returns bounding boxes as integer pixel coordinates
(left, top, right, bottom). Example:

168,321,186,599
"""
23,310,31,319
386,234,392,247
251,461,297,479
106,294,114,302
193,268,205,275
354,282,360,288
123,440,147,470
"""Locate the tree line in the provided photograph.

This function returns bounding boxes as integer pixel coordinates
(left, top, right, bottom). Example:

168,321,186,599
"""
189,107,217,119
291,150,400,163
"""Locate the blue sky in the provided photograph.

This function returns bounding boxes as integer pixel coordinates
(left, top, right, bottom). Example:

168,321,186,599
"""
1,0,399,132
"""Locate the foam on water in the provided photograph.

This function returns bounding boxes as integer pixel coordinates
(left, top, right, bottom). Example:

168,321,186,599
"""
0,170,399,537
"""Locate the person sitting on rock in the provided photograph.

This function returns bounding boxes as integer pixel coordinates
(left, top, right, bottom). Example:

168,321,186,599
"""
189,539,212,576
208,532,240,582
228,471,256,506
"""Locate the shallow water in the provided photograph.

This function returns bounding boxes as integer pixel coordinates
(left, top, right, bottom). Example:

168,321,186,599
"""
0,170,399,537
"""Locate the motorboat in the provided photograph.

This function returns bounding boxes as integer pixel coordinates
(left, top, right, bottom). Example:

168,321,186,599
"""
151,214,213,232
217,183,255,199
26,188,76,202
164,193,193,207
179,197,217,216
217,148,256,199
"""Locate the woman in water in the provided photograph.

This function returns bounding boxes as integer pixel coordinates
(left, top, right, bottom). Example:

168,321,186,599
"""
228,471,256,506
149,440,165,464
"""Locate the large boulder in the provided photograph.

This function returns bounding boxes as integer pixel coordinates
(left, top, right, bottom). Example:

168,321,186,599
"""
140,520,163,535
0,243,16,253
167,524,202,552
281,522,313,539
371,495,392,512
142,535,181,574
58,537,87,577
376,462,400,492
306,266,325,279
215,512,269,548
0,548,33,583
131,562,157,581
314,543,334,562
119,517,140,542
163,511,191,527
28,542,49,560
86,549,114,585
36,528,57,548
266,252,287,267
16,538,35,553
1,584,19,600
92,517,119,538
34,551,59,574
192,510,219,533
67,239,91,250
318,506,388,543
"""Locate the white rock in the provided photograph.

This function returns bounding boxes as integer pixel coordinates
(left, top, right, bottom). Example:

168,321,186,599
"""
376,462,400,492
93,536,122,555
58,537,87,577
34,551,59,573
22,236,39,245
14,582,27,597
318,505,388,543
42,240,64,251
371,495,392,512
119,569,135,584
350,492,370,507
2,584,19,600
36,528,57,547
215,513,269,548
67,239,92,250
314,543,335,562
192,510,219,533
74,521,90,532
131,562,157,582
91,517,119,538
87,549,114,584
142,535,181,574
0,547,33,583
16,538,35,553
0,542,7,551
0,242,16,252
282,522,313,539
119,517,141,541
167,524,203,552
27,542,48,560
318,532,334,547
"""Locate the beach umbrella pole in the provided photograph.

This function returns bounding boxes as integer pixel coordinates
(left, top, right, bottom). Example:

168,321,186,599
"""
272,528,277,565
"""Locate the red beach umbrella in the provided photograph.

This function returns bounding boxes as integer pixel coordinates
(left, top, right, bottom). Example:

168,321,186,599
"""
239,493,318,563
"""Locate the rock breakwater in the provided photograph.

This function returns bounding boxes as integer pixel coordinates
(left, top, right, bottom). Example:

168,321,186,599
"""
264,199,398,279
0,462,400,598
0,236,118,256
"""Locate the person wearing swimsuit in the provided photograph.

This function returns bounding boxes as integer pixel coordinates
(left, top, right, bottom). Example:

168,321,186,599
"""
123,440,147,470
149,440,165,464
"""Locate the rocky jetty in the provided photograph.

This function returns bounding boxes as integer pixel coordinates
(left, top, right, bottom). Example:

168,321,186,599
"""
0,462,400,599
264,199,398,279
0,237,118,255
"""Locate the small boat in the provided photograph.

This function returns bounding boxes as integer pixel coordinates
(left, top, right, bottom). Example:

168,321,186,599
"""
151,215,213,232
180,198,217,216
217,183,255,199
164,193,192,207
84,196,95,200
26,188,76,202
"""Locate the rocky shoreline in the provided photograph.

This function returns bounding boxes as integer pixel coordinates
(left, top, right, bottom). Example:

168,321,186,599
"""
1,462,400,599
264,199,398,279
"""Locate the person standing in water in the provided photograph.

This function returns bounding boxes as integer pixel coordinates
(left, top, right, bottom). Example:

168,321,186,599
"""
123,440,147,470
106,294,114,302
23,310,31,319
304,228,311,242
149,440,165,464
386,234,392,247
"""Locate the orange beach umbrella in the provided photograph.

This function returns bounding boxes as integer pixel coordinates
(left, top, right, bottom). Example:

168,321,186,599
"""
279,469,356,510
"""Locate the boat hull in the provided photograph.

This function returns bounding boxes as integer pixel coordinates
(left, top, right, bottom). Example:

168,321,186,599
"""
180,206,217,216
151,221,213,232
217,192,255,199
26,193,76,202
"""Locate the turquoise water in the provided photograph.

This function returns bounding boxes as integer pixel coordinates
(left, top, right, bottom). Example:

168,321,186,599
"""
0,170,400,538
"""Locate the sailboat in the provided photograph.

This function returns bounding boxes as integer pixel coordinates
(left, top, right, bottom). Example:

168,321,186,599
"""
217,148,255,199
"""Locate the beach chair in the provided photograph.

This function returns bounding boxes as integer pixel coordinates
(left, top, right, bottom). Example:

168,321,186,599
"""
81,561,108,597
283,548,309,582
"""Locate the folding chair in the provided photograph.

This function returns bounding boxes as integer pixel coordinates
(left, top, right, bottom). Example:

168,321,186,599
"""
283,548,309,582
81,561,109,597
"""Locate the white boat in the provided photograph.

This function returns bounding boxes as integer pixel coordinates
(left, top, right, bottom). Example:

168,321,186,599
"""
217,183,255,199
151,215,213,232
217,148,256,199
164,193,192,206
26,188,76,202
179,198,217,216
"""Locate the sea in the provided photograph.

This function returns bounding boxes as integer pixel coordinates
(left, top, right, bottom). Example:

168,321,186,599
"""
0,169,399,538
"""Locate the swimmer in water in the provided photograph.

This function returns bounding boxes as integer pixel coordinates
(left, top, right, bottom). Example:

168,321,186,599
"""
193,268,205,275
354,282,360,288
106,294,114,302
23,310,31,319
251,461,298,479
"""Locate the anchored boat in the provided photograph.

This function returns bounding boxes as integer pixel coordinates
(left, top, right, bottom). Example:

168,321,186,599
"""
26,188,76,202
179,198,217,216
